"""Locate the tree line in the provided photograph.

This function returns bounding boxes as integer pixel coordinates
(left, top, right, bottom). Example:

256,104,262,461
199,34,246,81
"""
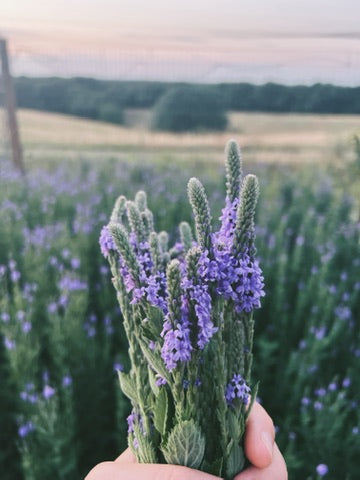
14,77,360,130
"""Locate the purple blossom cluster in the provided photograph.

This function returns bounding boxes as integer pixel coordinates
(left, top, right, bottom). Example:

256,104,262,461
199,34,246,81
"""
198,197,265,313
99,225,116,258
8,259,21,283
161,293,192,371
100,193,264,374
161,261,217,371
225,374,251,407
18,421,36,438
127,409,145,449
23,223,66,251
119,241,168,314
58,275,87,292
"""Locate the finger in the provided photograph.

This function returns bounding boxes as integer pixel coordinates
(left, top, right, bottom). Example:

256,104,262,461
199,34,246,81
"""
235,443,288,480
85,461,223,480
244,402,275,468
114,447,136,464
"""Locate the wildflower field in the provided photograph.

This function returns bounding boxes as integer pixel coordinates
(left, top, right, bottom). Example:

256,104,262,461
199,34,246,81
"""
1,119,359,479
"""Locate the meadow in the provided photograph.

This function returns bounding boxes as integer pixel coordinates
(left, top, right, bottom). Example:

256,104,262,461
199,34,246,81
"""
0,109,359,480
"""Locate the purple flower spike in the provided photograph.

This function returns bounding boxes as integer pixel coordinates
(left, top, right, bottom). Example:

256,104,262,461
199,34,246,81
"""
99,225,116,258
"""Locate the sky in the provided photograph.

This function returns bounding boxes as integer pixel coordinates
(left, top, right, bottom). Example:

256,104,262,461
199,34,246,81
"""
0,0,359,85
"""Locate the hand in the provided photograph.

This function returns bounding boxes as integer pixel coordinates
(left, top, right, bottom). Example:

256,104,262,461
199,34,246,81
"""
85,402,287,480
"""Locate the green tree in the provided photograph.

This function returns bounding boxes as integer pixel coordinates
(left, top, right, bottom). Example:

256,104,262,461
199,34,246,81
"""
152,86,227,132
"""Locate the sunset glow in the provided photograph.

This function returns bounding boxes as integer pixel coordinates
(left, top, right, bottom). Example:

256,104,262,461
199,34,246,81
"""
1,0,359,84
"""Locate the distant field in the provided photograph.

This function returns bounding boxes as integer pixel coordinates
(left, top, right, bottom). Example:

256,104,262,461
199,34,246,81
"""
18,108,360,166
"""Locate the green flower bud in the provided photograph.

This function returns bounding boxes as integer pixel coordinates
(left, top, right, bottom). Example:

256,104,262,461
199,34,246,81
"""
225,140,242,202
135,190,147,212
179,221,193,252
126,201,146,243
109,222,140,281
234,174,259,255
110,195,127,223
187,177,212,250
166,259,182,328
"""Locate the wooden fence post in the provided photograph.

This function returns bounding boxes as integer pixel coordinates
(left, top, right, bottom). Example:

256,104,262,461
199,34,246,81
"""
0,38,25,174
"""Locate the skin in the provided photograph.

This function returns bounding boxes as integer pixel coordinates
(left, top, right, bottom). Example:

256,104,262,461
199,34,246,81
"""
86,402,288,480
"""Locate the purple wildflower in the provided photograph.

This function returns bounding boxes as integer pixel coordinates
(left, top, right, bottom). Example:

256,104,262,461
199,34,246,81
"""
136,241,153,275
316,464,328,476
315,388,326,397
207,199,265,313
188,280,217,349
113,362,124,372
328,382,337,391
145,272,168,313
43,385,56,400
62,375,72,387
296,235,305,246
71,257,81,269
99,225,116,258
161,295,192,371
225,374,251,407
342,377,351,388
130,286,146,304
58,275,87,291
1,312,10,323
85,324,96,338
10,270,21,282
20,391,38,404
21,321,32,334
8,259,17,270
47,302,58,314
16,311,25,321
100,265,109,275
334,305,351,321
4,337,16,350
155,376,167,386
126,409,145,448
18,421,35,438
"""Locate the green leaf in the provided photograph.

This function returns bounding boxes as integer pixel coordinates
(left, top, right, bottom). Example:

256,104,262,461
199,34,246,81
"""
147,367,160,396
245,382,259,421
117,371,138,404
226,441,245,480
227,409,242,441
153,387,169,436
133,424,158,463
145,306,164,337
161,420,205,470
138,338,171,384
202,457,224,477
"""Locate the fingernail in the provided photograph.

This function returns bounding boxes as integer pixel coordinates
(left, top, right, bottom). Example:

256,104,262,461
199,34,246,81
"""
261,431,273,458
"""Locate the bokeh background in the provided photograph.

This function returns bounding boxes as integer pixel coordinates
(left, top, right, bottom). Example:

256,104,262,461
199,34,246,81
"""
0,2,359,479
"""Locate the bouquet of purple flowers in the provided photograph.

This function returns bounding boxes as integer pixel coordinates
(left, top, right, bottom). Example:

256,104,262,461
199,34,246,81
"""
100,140,264,479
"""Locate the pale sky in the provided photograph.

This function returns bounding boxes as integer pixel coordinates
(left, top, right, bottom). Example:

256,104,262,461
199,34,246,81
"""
1,0,359,84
